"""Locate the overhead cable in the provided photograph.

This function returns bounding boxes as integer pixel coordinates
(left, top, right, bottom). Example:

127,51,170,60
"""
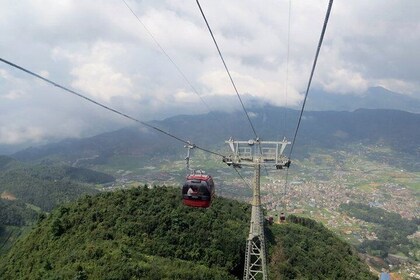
195,0,269,177
233,167,252,190
121,0,217,117
281,0,292,198
0,57,225,158
283,0,292,137
195,0,259,140
288,0,334,159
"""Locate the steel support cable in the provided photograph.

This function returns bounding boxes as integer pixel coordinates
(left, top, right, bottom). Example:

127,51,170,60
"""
284,167,290,197
283,0,292,137
195,0,259,140
281,0,292,201
196,0,269,178
233,167,252,190
288,0,333,160
283,0,333,205
0,57,225,158
121,0,218,119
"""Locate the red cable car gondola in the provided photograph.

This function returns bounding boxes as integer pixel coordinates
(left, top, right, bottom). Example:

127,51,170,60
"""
182,173,215,208
280,212,286,223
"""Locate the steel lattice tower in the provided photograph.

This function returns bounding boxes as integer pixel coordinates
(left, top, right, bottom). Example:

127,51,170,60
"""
224,138,290,280
243,161,267,280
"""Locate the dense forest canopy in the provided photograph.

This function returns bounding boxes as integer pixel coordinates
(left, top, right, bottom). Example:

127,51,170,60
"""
0,186,374,279
0,199,38,227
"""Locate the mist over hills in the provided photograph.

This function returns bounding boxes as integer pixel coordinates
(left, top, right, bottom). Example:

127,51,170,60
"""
10,107,420,167
306,87,420,113
1,86,419,156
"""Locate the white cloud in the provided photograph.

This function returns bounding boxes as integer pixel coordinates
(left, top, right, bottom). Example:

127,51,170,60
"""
322,68,369,94
248,112,258,119
0,0,419,148
39,70,49,78
0,126,45,145
51,42,134,102
174,89,200,103
71,62,132,102
0,69,29,100
2,90,25,100
374,79,418,96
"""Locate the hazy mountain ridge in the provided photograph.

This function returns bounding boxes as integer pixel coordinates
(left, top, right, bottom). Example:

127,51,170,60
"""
11,108,420,167
306,87,420,113
1,86,419,156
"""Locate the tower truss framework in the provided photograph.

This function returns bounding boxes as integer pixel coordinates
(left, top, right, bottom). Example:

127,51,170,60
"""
224,138,290,280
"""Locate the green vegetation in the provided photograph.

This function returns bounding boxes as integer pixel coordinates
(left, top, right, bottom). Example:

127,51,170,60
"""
0,187,374,279
0,160,116,254
0,164,114,211
61,166,115,184
340,202,419,259
0,200,38,227
0,156,15,169
270,215,374,279
0,199,38,253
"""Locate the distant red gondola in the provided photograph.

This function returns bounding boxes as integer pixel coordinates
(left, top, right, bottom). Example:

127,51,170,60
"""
182,174,215,208
280,212,286,222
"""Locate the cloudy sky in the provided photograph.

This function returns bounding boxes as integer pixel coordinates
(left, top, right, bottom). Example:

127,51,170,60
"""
1,0,419,150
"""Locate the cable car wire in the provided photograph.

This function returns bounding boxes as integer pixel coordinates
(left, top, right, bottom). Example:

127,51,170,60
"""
233,167,252,189
196,0,269,177
283,0,292,137
281,0,292,204
121,0,218,120
282,0,333,207
0,57,225,158
288,0,333,160
195,0,259,140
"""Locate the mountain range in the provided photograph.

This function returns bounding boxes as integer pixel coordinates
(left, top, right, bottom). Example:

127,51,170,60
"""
306,87,420,113
9,107,420,171
0,86,419,156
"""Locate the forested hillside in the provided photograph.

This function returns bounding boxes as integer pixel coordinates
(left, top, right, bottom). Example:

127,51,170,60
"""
0,158,114,211
0,200,38,227
0,186,374,279
0,155,21,171
0,156,116,254
0,199,38,253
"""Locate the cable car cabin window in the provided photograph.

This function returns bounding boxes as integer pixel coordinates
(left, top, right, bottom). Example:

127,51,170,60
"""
182,182,210,198
182,175,215,208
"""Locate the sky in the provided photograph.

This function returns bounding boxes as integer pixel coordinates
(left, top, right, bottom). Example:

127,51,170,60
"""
1,0,419,150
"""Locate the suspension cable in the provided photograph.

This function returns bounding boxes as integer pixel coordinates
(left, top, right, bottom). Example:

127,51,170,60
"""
195,0,269,177
0,57,225,158
121,0,218,119
288,0,333,160
283,0,292,137
281,0,292,203
282,0,333,207
195,0,259,140
233,167,252,190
